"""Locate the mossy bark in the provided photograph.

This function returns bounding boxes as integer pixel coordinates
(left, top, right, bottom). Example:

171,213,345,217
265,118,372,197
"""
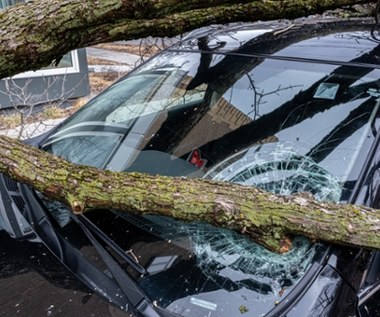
0,0,380,254
1,134,380,253
0,0,371,78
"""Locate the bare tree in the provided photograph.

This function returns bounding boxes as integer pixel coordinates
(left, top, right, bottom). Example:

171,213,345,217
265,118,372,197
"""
0,73,87,139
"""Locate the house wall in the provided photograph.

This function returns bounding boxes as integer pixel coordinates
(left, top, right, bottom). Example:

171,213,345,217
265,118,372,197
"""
0,49,90,109
0,1,90,110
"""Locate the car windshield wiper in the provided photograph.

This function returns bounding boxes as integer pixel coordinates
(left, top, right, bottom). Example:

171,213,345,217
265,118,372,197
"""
69,212,162,317
18,184,180,317
77,213,146,274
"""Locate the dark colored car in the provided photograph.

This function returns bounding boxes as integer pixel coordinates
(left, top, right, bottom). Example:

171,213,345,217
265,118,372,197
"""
2,18,380,317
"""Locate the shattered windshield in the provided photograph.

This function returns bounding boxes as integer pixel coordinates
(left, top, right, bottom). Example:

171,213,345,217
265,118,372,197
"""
42,47,380,316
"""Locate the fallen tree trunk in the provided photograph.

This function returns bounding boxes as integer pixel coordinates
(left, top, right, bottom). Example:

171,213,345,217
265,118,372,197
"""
0,0,372,78
1,134,379,253
1,0,380,254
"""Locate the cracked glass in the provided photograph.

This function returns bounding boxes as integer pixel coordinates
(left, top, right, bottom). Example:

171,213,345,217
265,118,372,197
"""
42,40,380,316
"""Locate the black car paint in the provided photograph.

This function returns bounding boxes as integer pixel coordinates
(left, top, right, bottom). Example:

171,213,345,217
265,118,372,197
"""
2,19,380,317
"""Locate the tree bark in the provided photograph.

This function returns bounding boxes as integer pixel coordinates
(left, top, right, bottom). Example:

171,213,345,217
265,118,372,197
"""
1,134,380,253
1,0,380,254
0,0,372,78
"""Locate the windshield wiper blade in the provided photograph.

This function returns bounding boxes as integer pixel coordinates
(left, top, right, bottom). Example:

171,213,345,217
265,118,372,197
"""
19,185,166,316
73,213,181,317
77,213,146,274
19,184,181,317
70,213,161,317
19,185,132,311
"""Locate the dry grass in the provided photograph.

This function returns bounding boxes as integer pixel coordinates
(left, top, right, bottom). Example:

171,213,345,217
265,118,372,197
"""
89,72,126,94
0,98,90,130
94,43,160,57
0,114,22,129
71,97,89,113
42,105,65,119
87,56,127,66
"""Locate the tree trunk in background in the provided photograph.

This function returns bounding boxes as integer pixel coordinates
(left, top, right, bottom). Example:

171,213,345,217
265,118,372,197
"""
0,0,372,78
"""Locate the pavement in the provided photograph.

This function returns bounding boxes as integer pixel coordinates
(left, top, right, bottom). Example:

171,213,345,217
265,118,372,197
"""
0,118,65,139
86,47,142,74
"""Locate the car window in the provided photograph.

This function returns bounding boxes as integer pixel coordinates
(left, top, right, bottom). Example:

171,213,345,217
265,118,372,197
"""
41,49,380,316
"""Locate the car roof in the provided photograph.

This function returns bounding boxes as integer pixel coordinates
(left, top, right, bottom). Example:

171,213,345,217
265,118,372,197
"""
170,18,380,68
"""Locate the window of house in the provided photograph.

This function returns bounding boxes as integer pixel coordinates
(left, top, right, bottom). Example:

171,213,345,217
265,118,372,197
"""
11,51,80,79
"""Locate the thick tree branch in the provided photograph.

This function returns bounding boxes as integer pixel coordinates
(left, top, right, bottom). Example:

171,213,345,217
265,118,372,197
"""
0,0,372,78
1,0,380,255
0,134,380,253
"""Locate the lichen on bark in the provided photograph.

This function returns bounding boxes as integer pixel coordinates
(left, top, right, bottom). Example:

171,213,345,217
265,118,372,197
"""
0,134,380,253
0,0,379,253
